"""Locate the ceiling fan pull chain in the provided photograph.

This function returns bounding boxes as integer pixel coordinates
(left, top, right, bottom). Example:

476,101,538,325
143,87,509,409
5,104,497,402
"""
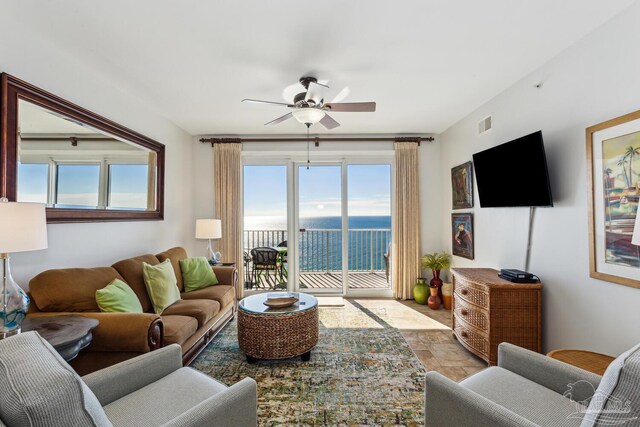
306,124,310,169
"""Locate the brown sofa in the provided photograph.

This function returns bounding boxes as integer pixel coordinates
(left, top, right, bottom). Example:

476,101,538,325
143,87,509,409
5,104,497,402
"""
26,247,237,375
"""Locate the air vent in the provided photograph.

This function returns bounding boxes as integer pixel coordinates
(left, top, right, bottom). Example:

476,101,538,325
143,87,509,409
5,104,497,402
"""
478,114,493,135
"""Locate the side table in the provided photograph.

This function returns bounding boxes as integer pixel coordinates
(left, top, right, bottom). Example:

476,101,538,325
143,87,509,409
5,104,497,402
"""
547,349,615,376
22,315,99,362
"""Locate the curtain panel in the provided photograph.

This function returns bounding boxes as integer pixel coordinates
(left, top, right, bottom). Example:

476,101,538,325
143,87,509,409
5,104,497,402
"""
213,143,244,299
392,142,421,300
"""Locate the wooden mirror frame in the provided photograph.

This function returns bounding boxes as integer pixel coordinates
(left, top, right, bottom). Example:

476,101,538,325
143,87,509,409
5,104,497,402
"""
1,74,165,223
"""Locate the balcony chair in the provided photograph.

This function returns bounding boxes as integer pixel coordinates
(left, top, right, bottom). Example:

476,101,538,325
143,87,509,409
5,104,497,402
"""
383,243,391,283
424,342,640,427
0,331,257,427
243,249,253,289
277,240,288,274
250,247,283,290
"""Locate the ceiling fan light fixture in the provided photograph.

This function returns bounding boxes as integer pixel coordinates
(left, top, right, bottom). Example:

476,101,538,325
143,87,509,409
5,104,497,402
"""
291,108,326,125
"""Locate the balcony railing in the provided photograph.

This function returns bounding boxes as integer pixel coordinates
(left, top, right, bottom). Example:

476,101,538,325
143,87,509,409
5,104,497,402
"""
244,229,391,273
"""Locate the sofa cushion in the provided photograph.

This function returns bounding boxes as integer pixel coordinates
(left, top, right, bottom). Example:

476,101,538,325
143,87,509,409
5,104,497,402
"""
30,267,124,312
161,315,198,347
96,279,144,314
156,247,188,291
581,344,640,427
112,255,160,313
181,284,235,310
0,331,112,427
180,257,219,292
103,367,226,427
142,260,181,315
161,299,220,328
460,366,584,427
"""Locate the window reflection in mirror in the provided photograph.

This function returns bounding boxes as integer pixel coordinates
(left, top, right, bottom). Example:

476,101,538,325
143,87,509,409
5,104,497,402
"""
17,100,157,211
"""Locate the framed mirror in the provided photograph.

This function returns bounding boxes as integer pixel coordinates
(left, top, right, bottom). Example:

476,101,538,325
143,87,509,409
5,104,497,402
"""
1,74,164,222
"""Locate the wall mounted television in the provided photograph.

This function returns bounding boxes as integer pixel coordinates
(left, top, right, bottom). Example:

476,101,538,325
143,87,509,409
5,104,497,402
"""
472,130,553,207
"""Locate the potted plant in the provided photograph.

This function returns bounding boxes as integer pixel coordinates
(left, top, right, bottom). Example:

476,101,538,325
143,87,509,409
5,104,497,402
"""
421,251,452,309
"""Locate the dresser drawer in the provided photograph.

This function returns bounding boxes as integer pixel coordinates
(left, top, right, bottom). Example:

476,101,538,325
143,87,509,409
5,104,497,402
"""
454,319,490,360
454,297,489,333
454,277,489,308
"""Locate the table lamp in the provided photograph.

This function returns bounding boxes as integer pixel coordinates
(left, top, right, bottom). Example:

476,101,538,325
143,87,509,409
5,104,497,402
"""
0,200,48,338
196,219,222,262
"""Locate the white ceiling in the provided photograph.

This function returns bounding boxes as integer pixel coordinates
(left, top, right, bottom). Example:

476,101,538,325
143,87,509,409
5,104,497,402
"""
5,0,635,135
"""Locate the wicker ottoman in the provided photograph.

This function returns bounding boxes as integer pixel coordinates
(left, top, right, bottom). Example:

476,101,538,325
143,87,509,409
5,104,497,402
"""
237,292,319,363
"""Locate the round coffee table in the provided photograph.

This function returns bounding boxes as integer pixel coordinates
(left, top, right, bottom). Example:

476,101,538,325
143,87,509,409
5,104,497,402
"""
22,315,99,362
237,292,318,363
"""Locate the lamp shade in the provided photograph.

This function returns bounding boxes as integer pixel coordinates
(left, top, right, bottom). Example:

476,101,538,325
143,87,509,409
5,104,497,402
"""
195,219,222,240
292,108,326,125
0,202,48,253
632,209,640,246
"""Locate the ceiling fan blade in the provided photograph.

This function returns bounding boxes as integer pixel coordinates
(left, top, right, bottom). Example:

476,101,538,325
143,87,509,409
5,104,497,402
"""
319,114,340,130
325,102,376,112
305,81,328,106
264,112,293,126
242,99,293,107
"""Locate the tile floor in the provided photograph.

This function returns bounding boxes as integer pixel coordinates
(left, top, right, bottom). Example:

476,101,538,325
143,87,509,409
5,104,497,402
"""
346,298,487,381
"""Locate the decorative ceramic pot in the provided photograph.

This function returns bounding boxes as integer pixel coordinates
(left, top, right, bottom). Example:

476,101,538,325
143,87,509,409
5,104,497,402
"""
427,286,441,310
413,278,428,305
430,269,444,304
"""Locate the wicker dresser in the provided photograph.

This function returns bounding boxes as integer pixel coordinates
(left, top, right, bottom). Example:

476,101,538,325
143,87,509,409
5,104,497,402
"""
451,268,543,366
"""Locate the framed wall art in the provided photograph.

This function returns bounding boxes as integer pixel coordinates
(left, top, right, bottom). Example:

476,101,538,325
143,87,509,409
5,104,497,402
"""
452,213,474,260
587,109,640,289
451,161,474,209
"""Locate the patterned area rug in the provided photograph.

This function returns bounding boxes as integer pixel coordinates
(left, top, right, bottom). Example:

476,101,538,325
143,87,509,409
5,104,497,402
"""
192,301,426,426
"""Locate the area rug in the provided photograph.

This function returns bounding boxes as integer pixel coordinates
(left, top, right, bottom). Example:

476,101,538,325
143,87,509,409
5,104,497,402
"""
192,301,425,426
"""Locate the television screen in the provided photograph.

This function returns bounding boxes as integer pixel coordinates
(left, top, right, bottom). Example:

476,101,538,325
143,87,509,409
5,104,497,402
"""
472,131,553,207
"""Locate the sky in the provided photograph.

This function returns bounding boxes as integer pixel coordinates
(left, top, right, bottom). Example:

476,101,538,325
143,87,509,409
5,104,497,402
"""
243,164,391,218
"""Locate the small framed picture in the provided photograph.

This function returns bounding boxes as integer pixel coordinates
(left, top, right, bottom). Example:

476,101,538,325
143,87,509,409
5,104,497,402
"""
451,161,474,209
452,213,474,260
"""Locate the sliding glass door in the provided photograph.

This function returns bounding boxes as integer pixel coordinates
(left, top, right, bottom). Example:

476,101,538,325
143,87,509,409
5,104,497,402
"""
296,164,344,293
242,157,393,296
243,164,289,291
347,164,392,291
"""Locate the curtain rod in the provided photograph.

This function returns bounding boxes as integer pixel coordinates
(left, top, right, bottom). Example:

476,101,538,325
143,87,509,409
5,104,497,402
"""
199,136,434,147
20,136,117,146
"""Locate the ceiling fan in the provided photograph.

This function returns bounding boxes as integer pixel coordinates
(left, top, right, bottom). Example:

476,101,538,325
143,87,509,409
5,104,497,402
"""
242,76,376,129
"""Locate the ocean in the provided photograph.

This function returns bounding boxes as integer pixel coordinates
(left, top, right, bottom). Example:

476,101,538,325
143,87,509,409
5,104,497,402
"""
244,215,391,272
244,215,391,230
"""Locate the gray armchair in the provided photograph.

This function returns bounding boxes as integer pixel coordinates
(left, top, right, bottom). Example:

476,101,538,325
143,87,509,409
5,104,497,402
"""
0,331,257,427
425,342,640,427
83,345,257,427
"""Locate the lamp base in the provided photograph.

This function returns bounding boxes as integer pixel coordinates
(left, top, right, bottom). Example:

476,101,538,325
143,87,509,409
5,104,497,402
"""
0,328,20,340
1,254,29,339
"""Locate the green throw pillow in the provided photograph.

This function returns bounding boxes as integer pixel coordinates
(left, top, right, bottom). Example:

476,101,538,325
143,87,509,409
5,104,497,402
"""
142,259,181,314
96,278,143,313
180,257,219,292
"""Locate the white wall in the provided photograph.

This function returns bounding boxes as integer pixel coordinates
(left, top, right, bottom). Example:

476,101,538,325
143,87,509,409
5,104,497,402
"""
192,135,441,261
0,16,194,286
440,3,640,355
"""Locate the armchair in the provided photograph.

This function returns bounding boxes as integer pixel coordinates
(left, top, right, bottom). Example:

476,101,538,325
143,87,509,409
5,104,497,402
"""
84,345,257,427
425,342,640,427
0,331,257,427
